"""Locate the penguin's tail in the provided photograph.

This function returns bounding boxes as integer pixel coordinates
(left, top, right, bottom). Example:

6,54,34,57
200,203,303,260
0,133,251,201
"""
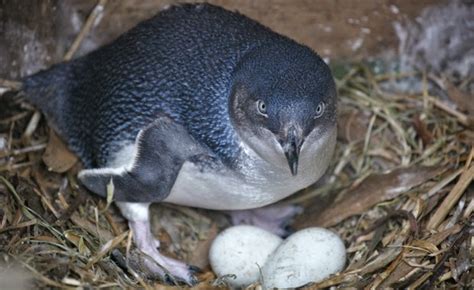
18,62,74,126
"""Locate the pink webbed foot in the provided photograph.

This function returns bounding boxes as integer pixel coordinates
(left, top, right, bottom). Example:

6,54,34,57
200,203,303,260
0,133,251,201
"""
129,220,199,285
228,204,303,237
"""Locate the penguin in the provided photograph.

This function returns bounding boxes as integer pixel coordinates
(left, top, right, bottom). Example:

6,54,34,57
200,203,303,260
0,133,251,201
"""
22,3,337,284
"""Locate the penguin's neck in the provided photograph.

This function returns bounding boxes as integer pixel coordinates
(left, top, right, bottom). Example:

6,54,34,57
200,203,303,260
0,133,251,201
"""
181,90,243,167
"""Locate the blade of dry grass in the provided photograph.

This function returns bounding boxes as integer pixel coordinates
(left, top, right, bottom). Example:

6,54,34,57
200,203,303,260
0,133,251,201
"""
63,0,108,61
427,148,474,230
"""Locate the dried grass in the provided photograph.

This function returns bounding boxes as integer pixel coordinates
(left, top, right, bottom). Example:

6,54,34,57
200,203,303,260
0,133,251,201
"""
1,61,472,289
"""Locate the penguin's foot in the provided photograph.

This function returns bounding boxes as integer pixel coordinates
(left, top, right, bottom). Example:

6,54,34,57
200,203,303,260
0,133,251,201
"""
129,220,198,285
228,204,303,237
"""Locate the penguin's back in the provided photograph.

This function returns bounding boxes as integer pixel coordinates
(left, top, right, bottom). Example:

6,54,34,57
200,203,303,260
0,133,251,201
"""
23,4,295,167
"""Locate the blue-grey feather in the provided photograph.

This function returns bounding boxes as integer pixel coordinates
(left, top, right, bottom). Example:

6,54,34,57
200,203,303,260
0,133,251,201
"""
22,3,332,170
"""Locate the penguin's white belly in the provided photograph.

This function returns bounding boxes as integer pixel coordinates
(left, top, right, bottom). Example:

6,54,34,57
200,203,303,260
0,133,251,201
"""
163,160,315,210
164,127,337,210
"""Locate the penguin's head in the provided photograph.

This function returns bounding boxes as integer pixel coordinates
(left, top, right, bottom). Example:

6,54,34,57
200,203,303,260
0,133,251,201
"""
230,43,337,175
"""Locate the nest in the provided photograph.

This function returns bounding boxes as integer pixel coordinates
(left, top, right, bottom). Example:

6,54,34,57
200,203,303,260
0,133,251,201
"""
0,60,472,289
0,1,473,287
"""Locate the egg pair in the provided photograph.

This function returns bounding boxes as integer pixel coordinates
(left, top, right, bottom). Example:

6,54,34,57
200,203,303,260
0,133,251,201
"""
209,225,346,289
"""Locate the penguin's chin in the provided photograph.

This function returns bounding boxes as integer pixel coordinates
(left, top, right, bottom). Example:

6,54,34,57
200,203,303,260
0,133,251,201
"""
239,128,289,172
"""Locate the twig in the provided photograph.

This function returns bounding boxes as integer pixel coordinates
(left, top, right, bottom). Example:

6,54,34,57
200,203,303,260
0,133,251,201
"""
0,78,22,90
86,230,129,269
55,186,88,226
0,160,37,172
427,148,474,230
0,143,47,158
426,168,464,198
419,224,472,289
64,0,108,61
0,219,37,234
352,210,419,242
427,96,474,128
0,111,30,125
22,111,41,140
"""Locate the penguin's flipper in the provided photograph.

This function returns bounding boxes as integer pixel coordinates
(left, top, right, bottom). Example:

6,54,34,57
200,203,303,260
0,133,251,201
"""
78,115,208,202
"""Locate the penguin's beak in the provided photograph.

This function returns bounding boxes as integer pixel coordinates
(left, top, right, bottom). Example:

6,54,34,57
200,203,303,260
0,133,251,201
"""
281,126,303,176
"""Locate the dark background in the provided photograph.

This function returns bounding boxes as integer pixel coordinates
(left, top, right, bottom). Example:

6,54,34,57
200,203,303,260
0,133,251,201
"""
0,0,444,79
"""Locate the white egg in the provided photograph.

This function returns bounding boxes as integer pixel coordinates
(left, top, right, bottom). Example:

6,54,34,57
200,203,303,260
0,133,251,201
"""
209,225,282,288
262,227,346,289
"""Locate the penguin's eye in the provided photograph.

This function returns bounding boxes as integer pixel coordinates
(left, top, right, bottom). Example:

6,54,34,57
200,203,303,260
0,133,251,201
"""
256,100,268,117
314,102,325,118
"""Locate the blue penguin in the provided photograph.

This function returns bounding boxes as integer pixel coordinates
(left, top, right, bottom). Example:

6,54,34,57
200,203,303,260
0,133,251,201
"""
22,3,337,284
